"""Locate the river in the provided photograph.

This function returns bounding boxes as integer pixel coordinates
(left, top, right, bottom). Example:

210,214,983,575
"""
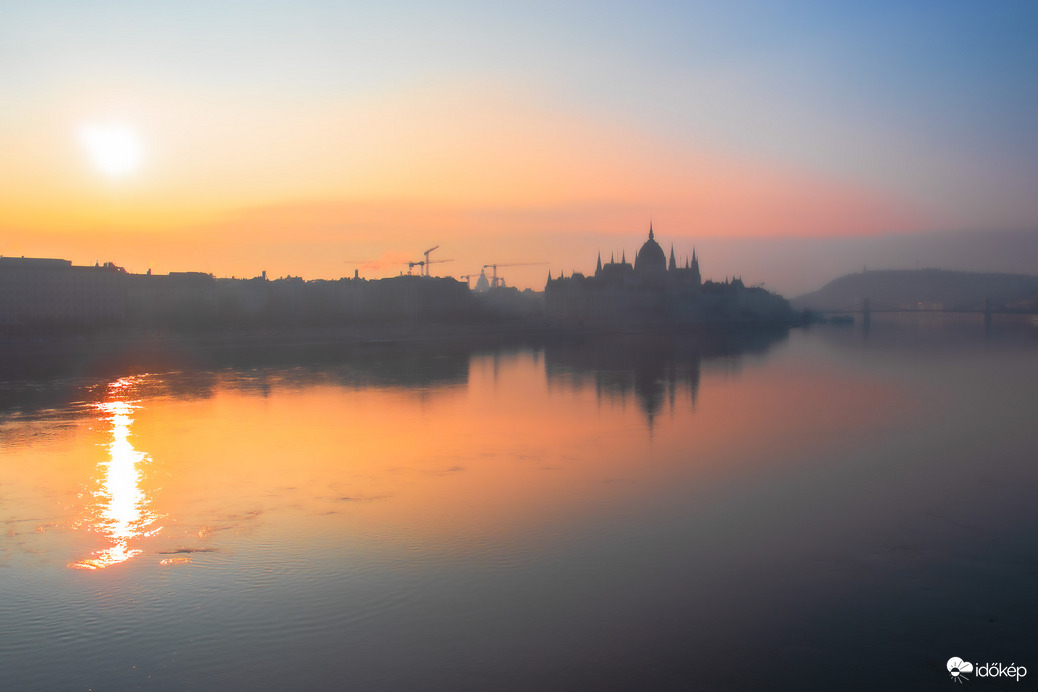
1,316,1036,690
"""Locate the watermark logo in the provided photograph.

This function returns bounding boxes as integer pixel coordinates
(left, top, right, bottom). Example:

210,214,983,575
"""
947,656,1028,683
948,657,973,683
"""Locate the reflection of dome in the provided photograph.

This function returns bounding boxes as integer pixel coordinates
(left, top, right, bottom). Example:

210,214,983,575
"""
634,224,667,276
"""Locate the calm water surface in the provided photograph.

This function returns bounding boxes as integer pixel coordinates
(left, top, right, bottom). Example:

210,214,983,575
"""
2,318,1037,690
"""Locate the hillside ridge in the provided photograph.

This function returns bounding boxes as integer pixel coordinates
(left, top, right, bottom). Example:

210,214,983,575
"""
793,268,1038,311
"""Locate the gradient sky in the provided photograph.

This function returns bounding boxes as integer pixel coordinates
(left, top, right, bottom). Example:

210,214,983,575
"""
2,1,1037,293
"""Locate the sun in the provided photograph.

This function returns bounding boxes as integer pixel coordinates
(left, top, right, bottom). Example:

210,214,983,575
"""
80,123,144,177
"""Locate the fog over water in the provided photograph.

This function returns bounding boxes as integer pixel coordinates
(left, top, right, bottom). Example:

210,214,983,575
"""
1,316,1036,690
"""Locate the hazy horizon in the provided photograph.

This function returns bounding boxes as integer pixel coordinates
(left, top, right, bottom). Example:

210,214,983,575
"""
3,2,1037,295
5,225,1035,298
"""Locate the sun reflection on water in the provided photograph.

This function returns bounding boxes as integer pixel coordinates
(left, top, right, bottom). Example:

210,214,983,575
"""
69,377,161,570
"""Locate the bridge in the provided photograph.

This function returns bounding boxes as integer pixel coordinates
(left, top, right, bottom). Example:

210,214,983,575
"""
814,298,1038,329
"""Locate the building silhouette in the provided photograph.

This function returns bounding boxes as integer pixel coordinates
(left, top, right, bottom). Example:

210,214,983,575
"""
0,257,127,327
474,269,491,293
545,225,790,325
0,256,473,332
2,228,792,333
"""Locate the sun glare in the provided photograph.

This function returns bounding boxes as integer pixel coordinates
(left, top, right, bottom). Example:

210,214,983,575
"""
68,378,161,570
80,123,144,177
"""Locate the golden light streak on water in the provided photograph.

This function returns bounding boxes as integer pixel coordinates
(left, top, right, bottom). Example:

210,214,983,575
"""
69,377,161,570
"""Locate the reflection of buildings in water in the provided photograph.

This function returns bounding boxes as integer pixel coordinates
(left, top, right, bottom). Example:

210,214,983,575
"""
545,335,701,429
69,377,160,570
544,330,788,427
0,344,471,425
213,347,471,393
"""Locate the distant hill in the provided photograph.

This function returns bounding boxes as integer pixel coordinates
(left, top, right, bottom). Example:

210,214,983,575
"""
792,269,1038,312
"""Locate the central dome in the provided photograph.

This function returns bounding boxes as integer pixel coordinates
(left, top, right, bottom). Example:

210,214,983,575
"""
634,225,667,276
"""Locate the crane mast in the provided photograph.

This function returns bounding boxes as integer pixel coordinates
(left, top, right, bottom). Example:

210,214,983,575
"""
423,246,439,277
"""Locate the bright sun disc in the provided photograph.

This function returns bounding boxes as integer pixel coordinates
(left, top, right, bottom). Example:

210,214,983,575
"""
80,123,143,177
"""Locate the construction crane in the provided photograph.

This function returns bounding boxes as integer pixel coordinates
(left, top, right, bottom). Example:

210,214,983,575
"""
346,246,451,277
407,258,453,276
457,274,478,288
422,246,439,277
482,262,548,289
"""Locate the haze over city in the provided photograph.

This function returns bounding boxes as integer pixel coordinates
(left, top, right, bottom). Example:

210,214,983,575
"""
5,4,1038,691
3,1,1037,294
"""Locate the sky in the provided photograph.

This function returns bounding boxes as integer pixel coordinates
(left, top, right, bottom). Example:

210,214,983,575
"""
2,0,1037,294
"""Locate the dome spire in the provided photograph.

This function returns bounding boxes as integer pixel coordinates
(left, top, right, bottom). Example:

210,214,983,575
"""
634,222,667,276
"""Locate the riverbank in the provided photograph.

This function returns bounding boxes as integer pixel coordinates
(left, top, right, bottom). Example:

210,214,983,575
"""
0,320,794,380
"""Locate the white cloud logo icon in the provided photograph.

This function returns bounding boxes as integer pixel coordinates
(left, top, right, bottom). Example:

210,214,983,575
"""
947,657,974,682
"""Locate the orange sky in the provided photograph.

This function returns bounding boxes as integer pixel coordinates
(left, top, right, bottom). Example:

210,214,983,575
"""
3,4,1036,293
0,85,928,288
